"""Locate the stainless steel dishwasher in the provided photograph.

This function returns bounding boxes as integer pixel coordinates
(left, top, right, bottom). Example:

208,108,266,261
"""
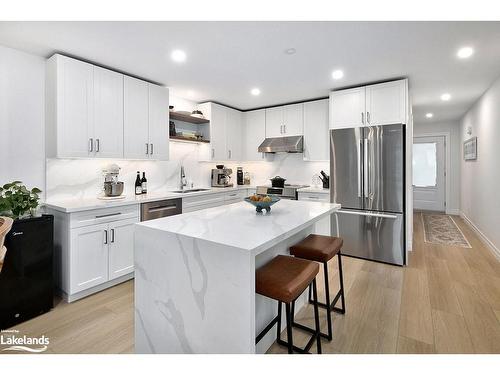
140,198,182,221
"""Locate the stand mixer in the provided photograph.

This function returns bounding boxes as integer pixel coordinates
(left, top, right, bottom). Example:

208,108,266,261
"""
101,163,124,197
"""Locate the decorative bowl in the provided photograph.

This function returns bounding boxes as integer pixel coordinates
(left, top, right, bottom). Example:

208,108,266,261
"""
244,196,280,213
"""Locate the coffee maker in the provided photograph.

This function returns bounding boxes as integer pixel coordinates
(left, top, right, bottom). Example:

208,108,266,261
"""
211,165,233,187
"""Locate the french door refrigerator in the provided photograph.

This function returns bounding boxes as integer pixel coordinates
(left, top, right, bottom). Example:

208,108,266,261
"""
330,124,405,265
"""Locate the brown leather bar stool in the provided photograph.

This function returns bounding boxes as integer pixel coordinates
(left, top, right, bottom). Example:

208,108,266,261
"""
255,255,322,354
290,234,346,341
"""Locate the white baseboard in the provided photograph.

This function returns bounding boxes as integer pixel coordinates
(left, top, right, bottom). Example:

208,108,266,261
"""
446,208,460,215
460,211,500,261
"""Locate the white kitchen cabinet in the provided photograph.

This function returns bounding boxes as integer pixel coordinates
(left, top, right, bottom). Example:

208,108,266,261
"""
243,109,272,161
330,79,408,129
226,108,242,161
365,80,406,126
265,106,284,138
148,84,170,161
283,103,304,136
124,77,170,160
71,223,109,293
124,76,149,159
46,54,94,158
93,66,124,158
108,218,136,280
329,87,366,129
224,189,248,204
303,99,329,161
298,191,331,236
265,104,304,138
198,102,243,161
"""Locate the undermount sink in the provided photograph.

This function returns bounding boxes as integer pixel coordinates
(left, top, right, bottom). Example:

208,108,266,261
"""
170,188,211,194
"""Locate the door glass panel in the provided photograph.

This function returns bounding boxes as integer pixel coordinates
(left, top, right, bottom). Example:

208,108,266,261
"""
413,142,437,187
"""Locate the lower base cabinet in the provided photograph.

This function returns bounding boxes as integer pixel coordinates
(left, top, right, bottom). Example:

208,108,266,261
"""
298,191,331,236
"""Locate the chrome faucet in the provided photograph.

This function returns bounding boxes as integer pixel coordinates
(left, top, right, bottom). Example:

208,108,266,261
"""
179,165,187,190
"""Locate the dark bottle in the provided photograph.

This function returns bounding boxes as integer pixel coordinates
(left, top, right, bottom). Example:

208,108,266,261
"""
135,172,142,195
141,172,148,194
236,167,244,185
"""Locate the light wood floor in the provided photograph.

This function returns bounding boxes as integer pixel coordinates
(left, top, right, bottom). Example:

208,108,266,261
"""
5,213,500,354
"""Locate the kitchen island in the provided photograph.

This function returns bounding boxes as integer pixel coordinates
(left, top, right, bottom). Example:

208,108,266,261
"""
134,199,340,354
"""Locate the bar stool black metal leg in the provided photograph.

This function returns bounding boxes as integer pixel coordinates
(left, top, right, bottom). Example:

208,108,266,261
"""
277,301,282,342
285,303,293,354
337,252,346,313
312,279,322,354
323,261,333,340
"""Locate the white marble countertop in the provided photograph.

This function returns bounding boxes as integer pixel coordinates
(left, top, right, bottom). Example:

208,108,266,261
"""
137,200,340,254
297,186,330,194
43,186,256,213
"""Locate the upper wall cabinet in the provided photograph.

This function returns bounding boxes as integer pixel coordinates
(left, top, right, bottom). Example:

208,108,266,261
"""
123,77,169,160
46,54,169,160
242,109,273,162
330,79,407,129
303,99,329,161
197,102,243,161
265,103,303,138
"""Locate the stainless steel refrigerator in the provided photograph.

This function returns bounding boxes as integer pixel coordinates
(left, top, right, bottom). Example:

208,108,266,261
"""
330,124,405,265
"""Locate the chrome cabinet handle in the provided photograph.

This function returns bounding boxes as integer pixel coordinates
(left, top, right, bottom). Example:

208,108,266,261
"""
89,138,93,152
96,138,100,152
283,124,286,133
111,229,115,243
308,196,319,199
228,150,232,159
212,148,215,158
150,143,153,155
104,230,108,245
279,125,282,134
361,112,364,125
145,143,149,155
95,212,122,219
367,111,371,124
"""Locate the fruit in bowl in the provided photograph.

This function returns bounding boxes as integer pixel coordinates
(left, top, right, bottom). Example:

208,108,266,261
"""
244,194,280,212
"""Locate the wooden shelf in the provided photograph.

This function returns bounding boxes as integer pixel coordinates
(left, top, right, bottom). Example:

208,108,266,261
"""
170,111,209,124
170,135,210,144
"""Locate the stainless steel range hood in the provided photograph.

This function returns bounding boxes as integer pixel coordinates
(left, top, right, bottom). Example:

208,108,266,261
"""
258,136,304,153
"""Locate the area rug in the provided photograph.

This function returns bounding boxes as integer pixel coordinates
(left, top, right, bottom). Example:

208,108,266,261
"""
421,213,471,248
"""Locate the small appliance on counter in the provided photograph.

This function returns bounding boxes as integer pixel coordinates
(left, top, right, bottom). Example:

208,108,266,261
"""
256,176,308,200
244,172,251,185
211,165,233,187
0,215,54,329
237,167,244,185
101,163,124,199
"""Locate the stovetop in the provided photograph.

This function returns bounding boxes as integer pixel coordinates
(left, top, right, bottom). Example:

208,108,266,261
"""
257,184,309,189
255,184,309,199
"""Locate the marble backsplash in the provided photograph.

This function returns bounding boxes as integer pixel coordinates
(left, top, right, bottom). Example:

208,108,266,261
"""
46,142,329,201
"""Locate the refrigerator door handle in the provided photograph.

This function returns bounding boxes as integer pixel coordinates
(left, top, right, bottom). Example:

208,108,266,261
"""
363,138,369,198
338,209,398,219
358,140,363,197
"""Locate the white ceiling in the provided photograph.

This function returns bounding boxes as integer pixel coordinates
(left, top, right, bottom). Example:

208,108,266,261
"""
1,21,500,123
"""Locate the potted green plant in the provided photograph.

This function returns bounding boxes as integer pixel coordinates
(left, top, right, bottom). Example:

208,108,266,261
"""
0,181,42,219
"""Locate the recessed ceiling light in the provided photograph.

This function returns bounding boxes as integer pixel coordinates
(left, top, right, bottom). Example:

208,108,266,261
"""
171,49,187,63
285,48,296,55
457,46,474,59
251,88,261,96
440,93,451,101
331,70,344,80
426,113,434,118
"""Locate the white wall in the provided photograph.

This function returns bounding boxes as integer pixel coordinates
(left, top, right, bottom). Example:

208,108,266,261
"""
460,75,500,256
413,120,461,214
0,45,45,194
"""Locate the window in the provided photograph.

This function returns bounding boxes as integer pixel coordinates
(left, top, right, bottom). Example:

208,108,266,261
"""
413,142,437,187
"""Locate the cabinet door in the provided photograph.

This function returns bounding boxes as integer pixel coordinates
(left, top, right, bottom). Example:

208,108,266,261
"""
124,76,150,159
365,80,406,125
243,110,267,161
265,107,283,138
210,104,227,160
303,99,329,161
93,66,124,158
148,84,170,161
108,218,137,280
226,108,242,160
330,87,366,129
70,223,109,293
57,56,94,158
283,103,303,136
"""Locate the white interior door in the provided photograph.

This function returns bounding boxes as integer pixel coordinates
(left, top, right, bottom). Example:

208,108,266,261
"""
413,136,446,212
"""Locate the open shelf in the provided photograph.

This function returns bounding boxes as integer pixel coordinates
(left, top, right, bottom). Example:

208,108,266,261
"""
170,135,210,144
170,111,209,124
